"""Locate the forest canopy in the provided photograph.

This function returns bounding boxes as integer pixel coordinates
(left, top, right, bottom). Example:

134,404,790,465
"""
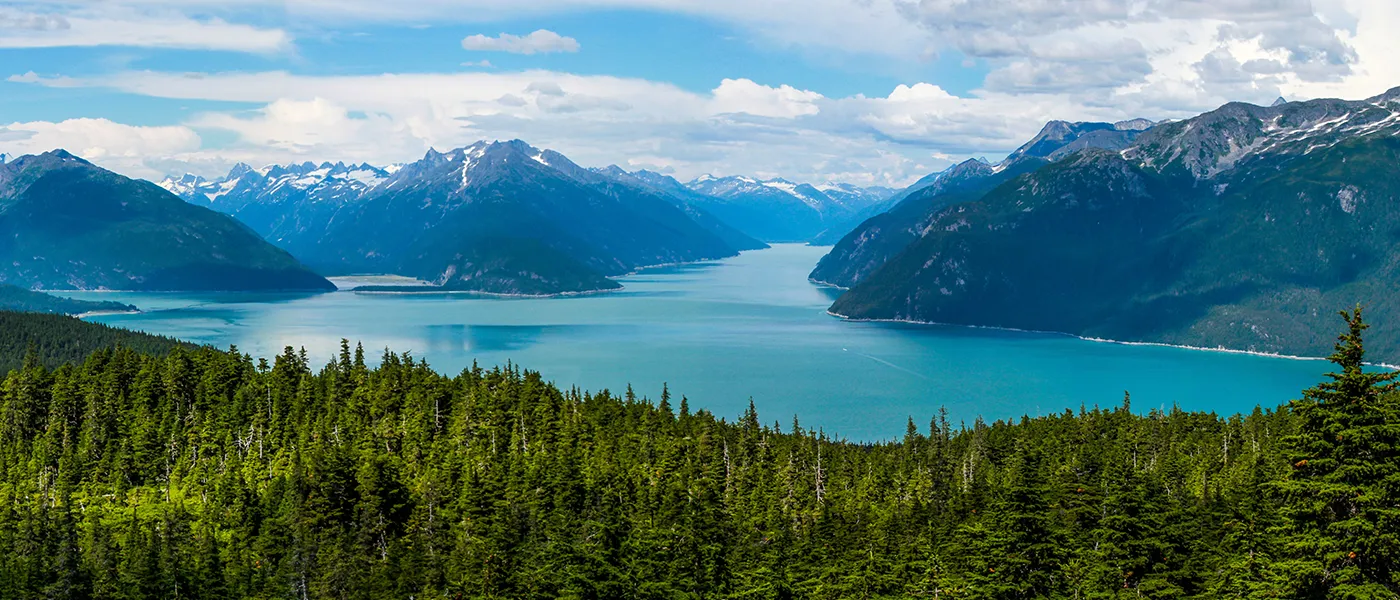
0,311,193,374
0,310,1396,599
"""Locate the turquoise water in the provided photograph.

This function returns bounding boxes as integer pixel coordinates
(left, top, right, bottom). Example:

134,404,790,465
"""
66,244,1330,441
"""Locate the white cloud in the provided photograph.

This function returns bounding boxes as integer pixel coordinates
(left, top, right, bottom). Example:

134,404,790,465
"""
0,6,291,53
0,118,201,178
15,0,929,61
711,78,823,118
461,29,579,54
7,69,951,184
6,0,1400,187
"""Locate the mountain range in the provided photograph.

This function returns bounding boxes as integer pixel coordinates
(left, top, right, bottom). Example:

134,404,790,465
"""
822,87,1400,361
160,161,395,245
810,119,1153,289
165,141,769,295
0,150,334,292
682,174,893,242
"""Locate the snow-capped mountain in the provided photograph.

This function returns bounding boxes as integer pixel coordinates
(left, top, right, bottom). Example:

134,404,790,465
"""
814,183,897,211
1127,88,1400,179
0,153,10,165
160,161,394,240
680,174,892,242
249,140,751,295
162,161,390,209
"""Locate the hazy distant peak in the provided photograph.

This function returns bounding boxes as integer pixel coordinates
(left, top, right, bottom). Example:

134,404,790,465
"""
1113,118,1156,131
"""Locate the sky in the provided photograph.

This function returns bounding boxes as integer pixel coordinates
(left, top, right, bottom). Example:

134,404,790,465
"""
0,0,1397,187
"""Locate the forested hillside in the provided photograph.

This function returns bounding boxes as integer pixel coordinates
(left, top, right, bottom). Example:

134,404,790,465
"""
826,89,1400,362
0,311,192,374
0,312,1395,599
0,150,335,292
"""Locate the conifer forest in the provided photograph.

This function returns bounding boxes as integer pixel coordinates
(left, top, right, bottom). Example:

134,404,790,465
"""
0,310,1396,599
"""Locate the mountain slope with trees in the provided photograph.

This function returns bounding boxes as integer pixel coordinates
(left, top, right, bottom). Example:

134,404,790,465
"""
829,88,1400,361
812,119,1150,289
0,150,335,292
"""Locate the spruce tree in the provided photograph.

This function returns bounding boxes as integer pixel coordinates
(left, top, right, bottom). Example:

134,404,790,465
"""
1277,307,1400,599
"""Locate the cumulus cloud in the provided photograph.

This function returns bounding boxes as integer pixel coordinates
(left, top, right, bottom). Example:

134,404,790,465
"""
901,0,1361,103
0,118,201,178
461,29,579,54
711,79,823,118
7,69,1120,185
7,0,1400,186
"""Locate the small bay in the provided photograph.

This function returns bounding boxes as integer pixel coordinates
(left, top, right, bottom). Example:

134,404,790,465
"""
65,244,1329,440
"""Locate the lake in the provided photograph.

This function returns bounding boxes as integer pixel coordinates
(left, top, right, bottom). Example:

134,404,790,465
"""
65,244,1331,440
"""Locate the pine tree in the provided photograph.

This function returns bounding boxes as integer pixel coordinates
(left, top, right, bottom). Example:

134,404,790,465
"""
1277,307,1400,599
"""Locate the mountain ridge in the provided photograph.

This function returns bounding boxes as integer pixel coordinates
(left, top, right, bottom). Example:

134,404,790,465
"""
827,88,1400,361
0,149,335,292
167,140,755,296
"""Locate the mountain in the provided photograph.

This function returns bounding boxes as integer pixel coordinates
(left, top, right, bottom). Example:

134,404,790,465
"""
808,168,959,246
829,87,1400,361
1004,119,1151,162
160,161,394,245
683,175,891,242
809,167,959,246
590,166,768,252
809,157,1047,288
265,141,748,295
0,285,136,315
811,119,1154,289
0,150,335,292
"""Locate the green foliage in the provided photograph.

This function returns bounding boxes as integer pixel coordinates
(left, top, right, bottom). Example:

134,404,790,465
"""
1275,307,1400,599
0,311,193,374
0,313,1395,598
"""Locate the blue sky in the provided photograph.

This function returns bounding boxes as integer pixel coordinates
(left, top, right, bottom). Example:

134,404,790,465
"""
0,10,988,124
0,1,1394,184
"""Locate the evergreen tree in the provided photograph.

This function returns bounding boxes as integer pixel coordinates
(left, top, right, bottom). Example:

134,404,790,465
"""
1277,308,1400,599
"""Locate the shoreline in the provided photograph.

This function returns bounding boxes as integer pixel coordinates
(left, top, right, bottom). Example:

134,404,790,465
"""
345,251,749,296
352,286,620,299
825,310,1400,369
807,277,849,291
72,309,142,319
